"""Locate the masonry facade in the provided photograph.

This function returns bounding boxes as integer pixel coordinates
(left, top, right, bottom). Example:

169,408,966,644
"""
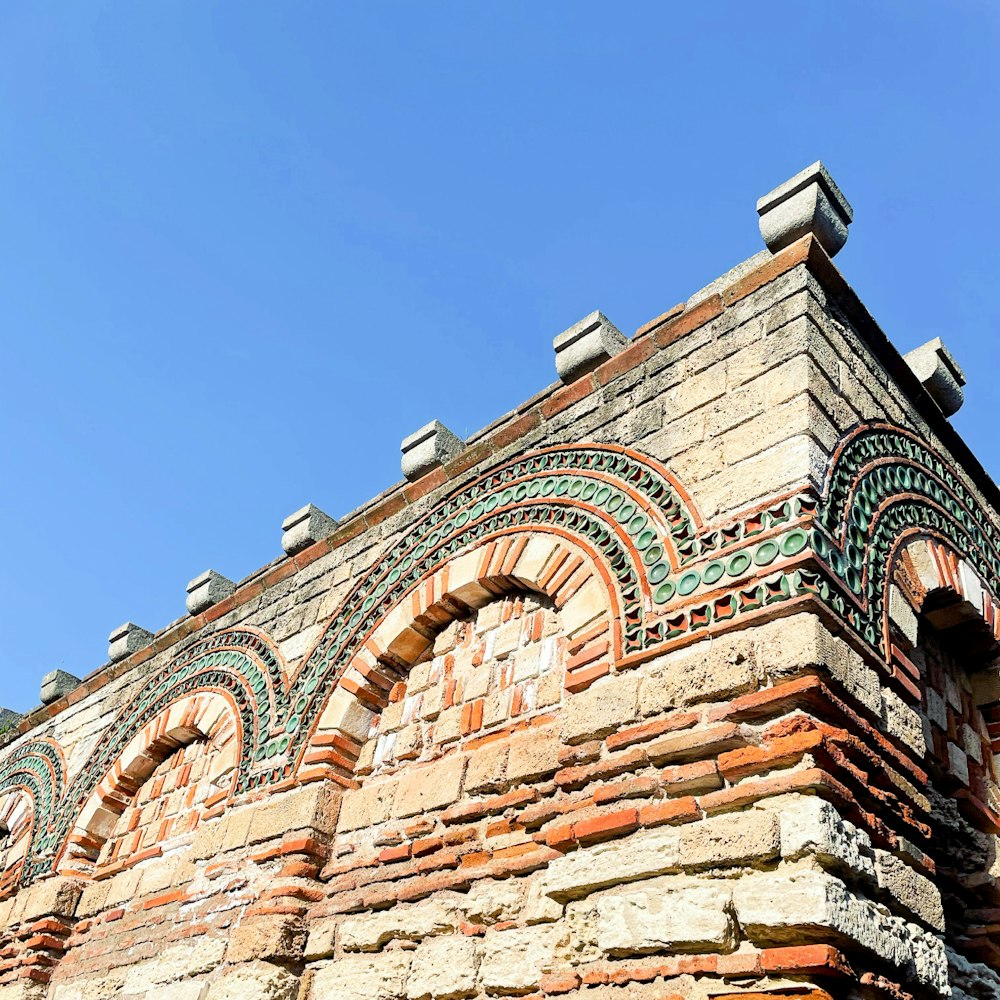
1,164,998,1000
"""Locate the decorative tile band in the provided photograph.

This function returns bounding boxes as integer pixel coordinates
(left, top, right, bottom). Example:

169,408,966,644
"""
6,427,1000,887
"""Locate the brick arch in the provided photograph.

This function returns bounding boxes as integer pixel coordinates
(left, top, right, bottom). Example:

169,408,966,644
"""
58,692,240,878
891,535,1000,650
0,791,33,897
299,531,615,783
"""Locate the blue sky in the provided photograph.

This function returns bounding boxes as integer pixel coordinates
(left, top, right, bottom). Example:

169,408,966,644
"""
1,3,997,712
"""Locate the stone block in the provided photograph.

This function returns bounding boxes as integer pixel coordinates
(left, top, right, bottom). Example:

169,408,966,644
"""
248,782,340,843
678,810,781,869
227,914,306,963
408,934,479,999
594,881,736,955
539,826,681,901
401,421,464,481
107,622,154,663
311,951,412,1000
757,160,853,257
122,938,226,993
305,916,339,960
875,849,945,931
639,635,758,715
732,869,948,992
768,793,877,883
505,727,562,783
553,311,630,384
281,503,338,556
338,779,398,832
340,899,463,951
40,669,81,705
392,755,465,818
20,876,82,921
205,960,300,1000
562,673,640,745
478,924,561,993
186,569,236,615
904,337,966,416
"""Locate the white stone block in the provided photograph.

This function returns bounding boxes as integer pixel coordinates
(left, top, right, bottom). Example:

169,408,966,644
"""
401,420,464,481
553,310,630,384
757,161,853,257
281,503,337,556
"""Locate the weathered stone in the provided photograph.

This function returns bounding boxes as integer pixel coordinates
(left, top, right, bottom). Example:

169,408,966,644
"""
281,503,338,556
407,934,479,999
478,924,562,993
875,849,945,931
340,899,463,951
123,938,227,993
639,634,759,715
311,952,411,1000
185,569,236,615
205,960,300,1000
904,337,966,417
539,826,682,901
562,673,640,744
107,622,154,663
757,160,853,257
733,870,948,992
678,809,780,869
594,881,736,955
768,793,877,883
392,755,465,817
401,420,464,481
553,311,630,384
40,669,81,705
227,914,306,963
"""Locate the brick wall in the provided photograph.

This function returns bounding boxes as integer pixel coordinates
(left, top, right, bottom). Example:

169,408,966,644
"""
0,237,999,1000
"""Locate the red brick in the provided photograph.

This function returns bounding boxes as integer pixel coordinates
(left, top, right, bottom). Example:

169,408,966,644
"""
718,730,824,781
541,374,598,419
760,944,853,975
593,775,659,805
606,711,700,751
572,807,640,844
661,759,723,795
540,973,581,995
556,747,646,790
639,796,700,828
378,844,412,864
564,661,611,692
700,767,851,814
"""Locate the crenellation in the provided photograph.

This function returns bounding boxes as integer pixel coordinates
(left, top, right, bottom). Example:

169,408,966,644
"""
3,162,998,1000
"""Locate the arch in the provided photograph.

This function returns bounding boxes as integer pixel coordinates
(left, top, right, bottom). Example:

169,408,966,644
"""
813,423,1000,658
301,532,615,776
20,627,287,878
261,444,701,785
0,738,65,884
58,692,240,877
0,790,34,897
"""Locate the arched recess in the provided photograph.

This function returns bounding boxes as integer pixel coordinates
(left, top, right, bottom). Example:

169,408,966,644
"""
0,738,65,885
58,692,241,878
301,531,616,777
266,444,701,784
888,534,1000,971
812,422,1000,659
0,791,34,897
25,627,288,879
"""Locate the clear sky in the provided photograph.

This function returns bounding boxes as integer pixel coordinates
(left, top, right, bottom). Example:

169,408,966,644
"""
1,3,997,713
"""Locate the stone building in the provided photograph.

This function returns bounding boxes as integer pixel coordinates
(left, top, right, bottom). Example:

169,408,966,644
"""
0,162,997,1000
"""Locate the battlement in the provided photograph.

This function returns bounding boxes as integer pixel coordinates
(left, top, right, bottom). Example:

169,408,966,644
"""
2,164,999,1000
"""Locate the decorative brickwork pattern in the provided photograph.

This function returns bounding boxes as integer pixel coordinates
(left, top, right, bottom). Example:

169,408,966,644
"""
0,236,998,999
